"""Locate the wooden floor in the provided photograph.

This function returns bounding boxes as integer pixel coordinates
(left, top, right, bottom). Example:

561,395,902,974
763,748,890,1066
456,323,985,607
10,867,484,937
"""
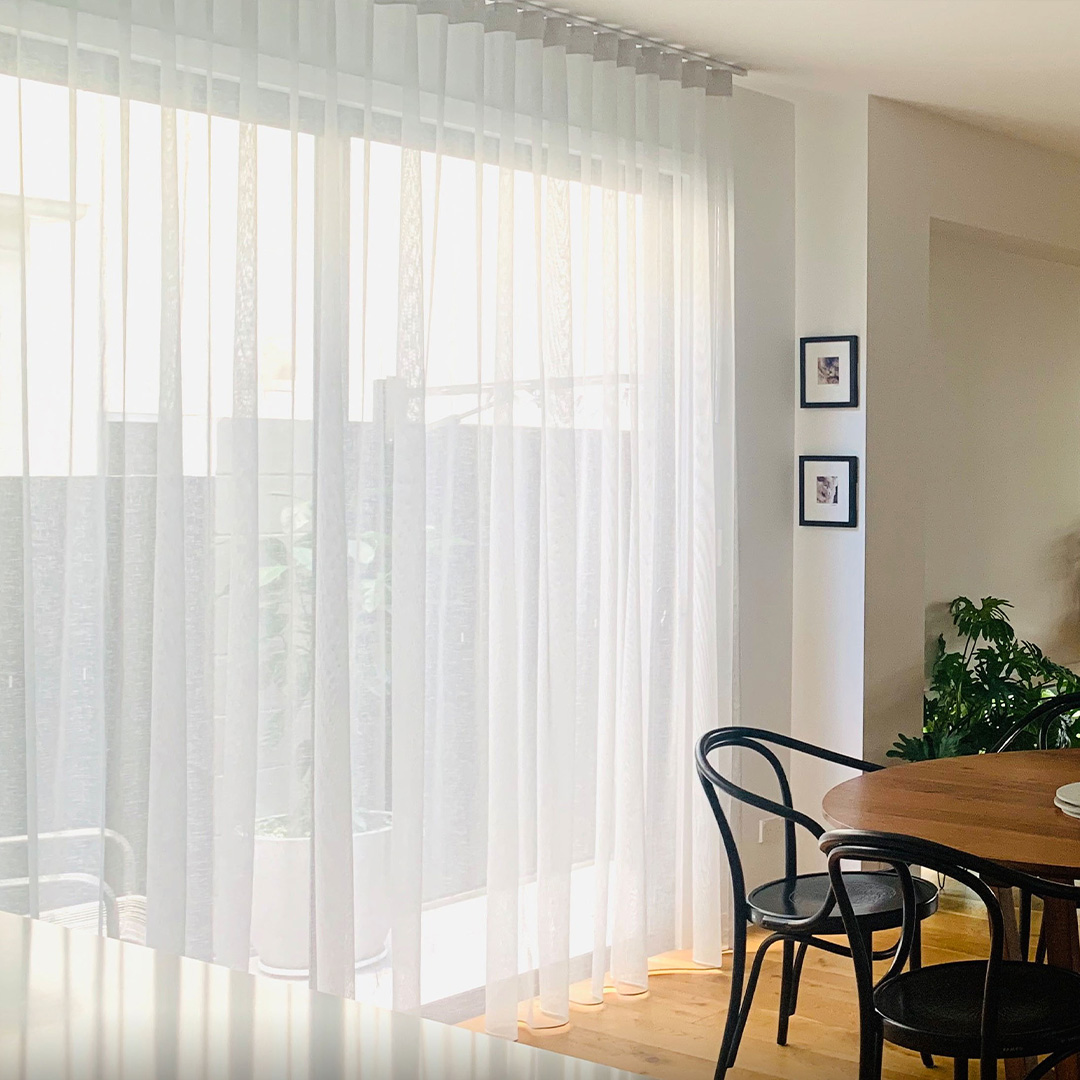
462,897,1037,1080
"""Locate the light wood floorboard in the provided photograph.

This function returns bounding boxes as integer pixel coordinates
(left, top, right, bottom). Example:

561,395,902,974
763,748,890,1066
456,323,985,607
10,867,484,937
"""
462,896,1044,1080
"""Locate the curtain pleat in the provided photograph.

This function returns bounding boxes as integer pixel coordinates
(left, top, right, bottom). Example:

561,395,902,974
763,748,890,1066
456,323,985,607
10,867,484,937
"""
0,0,735,1037
310,0,355,1000
385,0,428,1016
13,0,39,922
144,0,188,955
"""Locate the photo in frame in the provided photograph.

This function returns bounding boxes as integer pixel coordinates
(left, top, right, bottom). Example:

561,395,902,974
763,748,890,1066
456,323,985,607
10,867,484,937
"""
800,335,859,408
798,455,858,528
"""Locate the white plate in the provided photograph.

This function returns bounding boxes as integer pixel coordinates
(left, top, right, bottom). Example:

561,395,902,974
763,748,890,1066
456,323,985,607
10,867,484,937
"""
1055,796,1080,818
1057,782,1080,808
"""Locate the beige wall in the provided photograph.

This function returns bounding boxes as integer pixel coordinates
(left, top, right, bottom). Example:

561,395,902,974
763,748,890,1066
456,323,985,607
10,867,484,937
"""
865,98,1080,761
864,99,931,762
927,228,1080,663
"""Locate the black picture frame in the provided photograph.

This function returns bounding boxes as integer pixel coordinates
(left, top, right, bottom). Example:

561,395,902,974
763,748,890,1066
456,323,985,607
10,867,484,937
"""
800,335,859,408
798,455,858,528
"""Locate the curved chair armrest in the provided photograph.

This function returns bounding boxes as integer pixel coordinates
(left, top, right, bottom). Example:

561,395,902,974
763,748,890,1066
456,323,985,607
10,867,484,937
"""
991,691,1080,753
697,729,826,840
726,726,882,774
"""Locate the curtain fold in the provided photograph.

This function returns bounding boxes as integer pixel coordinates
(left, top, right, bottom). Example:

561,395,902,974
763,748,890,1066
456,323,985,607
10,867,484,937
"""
0,0,735,1035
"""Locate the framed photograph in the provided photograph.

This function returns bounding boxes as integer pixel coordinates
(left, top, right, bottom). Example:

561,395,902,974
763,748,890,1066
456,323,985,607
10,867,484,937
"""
800,335,859,408
799,455,858,528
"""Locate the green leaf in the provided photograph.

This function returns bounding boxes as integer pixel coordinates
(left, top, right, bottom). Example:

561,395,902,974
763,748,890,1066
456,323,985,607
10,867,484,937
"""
887,733,934,761
259,564,288,587
949,596,1014,645
899,593,1080,759
261,536,289,566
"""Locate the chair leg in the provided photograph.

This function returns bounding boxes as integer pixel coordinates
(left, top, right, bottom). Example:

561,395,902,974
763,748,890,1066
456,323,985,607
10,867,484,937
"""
853,926,881,1080
953,1058,968,1080
857,1018,884,1080
910,919,935,1070
787,940,809,1016
777,939,795,1046
714,919,748,1080
860,926,874,974
1019,889,1033,961
1025,1047,1080,1080
726,933,785,1071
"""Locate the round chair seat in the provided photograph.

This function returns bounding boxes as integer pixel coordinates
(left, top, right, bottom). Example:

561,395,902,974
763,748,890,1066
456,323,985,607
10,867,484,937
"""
876,960,1080,1059
747,871,938,933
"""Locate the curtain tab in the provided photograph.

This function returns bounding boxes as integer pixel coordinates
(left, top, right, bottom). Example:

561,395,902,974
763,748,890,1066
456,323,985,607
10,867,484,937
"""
517,9,544,40
616,39,637,68
706,69,732,97
593,31,617,63
542,16,569,48
442,0,485,25
485,1,519,32
681,58,706,90
636,45,660,76
418,1,473,16
658,51,682,81
566,24,595,55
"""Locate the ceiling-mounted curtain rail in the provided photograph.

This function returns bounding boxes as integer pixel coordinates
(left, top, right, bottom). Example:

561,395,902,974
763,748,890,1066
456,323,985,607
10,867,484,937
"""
394,0,735,95
502,0,746,76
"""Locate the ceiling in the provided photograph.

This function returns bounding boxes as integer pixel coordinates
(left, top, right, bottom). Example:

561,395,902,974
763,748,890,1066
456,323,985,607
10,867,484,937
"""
555,0,1080,158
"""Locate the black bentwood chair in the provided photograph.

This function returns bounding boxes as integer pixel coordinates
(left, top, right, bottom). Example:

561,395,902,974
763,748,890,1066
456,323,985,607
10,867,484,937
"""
992,692,1080,962
822,829,1080,1080
695,727,939,1080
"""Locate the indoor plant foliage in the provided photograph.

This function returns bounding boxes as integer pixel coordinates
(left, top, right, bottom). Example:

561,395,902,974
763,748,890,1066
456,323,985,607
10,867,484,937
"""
252,502,393,973
889,596,1080,762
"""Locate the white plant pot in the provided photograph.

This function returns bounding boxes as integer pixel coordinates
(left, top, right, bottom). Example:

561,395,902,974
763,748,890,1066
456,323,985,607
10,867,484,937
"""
251,812,392,976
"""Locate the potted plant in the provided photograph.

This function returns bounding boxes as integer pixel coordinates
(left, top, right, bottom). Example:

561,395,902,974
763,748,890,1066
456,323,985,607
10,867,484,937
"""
251,503,392,974
889,596,1080,762
252,802,392,974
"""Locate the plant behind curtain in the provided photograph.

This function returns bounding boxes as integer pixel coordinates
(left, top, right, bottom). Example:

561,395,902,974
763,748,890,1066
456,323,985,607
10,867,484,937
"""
0,0,735,1033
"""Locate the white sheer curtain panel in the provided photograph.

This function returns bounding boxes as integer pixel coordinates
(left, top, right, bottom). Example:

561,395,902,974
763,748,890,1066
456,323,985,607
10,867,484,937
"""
0,0,736,1034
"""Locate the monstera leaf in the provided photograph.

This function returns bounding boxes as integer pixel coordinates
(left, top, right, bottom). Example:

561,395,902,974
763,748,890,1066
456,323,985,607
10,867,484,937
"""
889,596,1080,761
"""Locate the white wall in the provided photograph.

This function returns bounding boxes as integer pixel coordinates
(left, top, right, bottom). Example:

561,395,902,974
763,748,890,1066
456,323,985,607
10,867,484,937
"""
865,98,1080,761
927,228,1080,663
731,85,796,885
789,92,869,866
727,86,876,874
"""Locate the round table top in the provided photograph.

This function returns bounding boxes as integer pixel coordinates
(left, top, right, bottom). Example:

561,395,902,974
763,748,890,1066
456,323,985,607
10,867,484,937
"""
822,748,1080,874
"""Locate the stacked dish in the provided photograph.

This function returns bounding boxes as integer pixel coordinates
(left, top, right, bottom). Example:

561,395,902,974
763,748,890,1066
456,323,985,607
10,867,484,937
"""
1055,783,1080,819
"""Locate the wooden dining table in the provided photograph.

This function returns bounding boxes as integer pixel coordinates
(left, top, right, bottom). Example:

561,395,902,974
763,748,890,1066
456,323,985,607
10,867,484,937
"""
824,748,1080,1080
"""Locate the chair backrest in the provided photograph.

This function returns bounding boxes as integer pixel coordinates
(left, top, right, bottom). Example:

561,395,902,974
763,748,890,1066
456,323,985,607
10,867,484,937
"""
821,829,1080,1079
991,691,1080,753
695,727,880,912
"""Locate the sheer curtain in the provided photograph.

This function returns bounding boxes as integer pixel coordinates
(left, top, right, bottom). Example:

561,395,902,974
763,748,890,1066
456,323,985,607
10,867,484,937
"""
0,0,735,1034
